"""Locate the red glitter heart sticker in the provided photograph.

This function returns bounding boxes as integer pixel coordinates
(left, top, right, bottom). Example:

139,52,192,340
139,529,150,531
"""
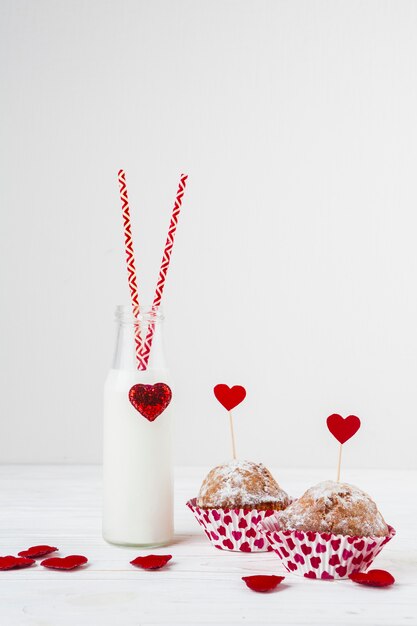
40,555,88,570
326,414,361,444
349,569,395,587
128,383,172,422
130,555,172,570
242,575,285,592
0,556,35,570
18,545,58,558
214,384,246,411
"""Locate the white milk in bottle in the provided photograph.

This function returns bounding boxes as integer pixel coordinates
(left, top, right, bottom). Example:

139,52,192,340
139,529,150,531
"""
103,305,173,546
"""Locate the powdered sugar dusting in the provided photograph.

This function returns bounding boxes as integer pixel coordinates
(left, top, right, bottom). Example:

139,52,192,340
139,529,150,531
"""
197,459,290,509
307,481,369,504
275,480,389,537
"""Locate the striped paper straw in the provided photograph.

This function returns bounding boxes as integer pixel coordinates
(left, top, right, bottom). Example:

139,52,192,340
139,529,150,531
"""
140,173,188,367
118,169,147,370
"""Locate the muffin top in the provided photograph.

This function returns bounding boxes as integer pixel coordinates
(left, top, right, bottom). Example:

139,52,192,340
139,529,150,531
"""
275,480,388,537
197,459,291,510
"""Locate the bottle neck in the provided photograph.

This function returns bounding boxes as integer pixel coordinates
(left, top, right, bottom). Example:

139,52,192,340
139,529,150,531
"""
112,305,167,372
115,304,164,325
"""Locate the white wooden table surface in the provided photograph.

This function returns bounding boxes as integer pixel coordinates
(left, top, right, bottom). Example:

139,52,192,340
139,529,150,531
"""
0,465,415,626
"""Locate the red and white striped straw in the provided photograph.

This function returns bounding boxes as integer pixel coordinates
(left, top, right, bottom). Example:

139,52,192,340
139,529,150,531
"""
118,169,147,370
140,173,188,366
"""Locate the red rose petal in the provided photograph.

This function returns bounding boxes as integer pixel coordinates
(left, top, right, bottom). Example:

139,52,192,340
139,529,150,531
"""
349,569,395,587
40,555,88,570
18,545,58,558
242,575,285,593
130,555,172,570
0,556,35,570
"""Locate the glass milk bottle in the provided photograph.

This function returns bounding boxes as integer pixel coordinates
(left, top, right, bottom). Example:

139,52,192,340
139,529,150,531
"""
103,305,173,546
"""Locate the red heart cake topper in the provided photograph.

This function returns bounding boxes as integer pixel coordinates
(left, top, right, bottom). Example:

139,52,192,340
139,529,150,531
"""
213,384,246,411
129,383,172,422
326,414,361,444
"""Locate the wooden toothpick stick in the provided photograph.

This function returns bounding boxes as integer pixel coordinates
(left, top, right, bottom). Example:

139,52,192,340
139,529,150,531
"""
229,410,237,460
336,443,342,482
213,384,246,461
327,413,361,483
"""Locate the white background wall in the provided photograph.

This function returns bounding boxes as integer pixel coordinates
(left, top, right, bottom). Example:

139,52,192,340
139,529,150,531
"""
1,0,417,469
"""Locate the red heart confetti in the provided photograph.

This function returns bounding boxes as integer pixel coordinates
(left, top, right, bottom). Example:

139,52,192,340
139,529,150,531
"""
18,545,58,558
349,569,395,587
326,414,361,444
242,575,285,592
130,555,172,570
213,384,246,411
40,555,88,570
128,383,172,422
0,556,35,570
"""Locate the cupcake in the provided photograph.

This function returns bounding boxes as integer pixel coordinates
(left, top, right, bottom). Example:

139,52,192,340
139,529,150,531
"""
187,459,290,552
277,481,389,536
198,460,291,511
260,480,395,579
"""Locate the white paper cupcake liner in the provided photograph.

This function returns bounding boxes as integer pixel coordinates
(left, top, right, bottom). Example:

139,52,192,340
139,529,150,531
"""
187,498,275,552
259,518,396,580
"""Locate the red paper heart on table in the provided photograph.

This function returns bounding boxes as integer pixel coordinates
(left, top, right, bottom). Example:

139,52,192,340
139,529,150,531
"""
326,414,361,444
242,575,285,592
349,569,395,587
128,383,172,422
40,555,88,570
130,555,172,570
213,384,246,411
0,556,35,570
18,545,58,558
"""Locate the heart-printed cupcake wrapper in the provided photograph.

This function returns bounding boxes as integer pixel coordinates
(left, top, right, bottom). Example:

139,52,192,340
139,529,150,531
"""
259,519,395,580
187,498,275,553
